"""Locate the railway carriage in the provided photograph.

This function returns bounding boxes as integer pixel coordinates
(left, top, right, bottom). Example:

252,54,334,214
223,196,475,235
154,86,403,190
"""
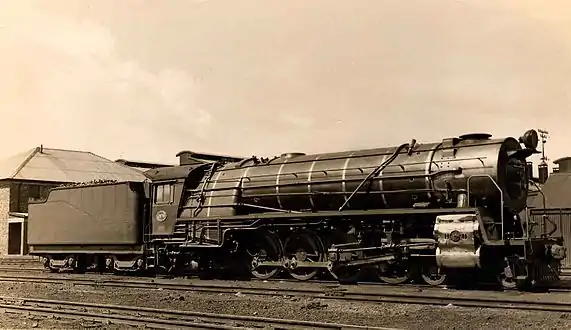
27,129,566,290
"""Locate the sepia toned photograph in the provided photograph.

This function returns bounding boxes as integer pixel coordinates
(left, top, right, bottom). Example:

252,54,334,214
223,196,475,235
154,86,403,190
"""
0,1,570,329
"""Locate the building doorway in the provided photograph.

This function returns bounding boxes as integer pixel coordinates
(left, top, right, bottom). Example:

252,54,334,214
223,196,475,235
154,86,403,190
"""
8,222,22,255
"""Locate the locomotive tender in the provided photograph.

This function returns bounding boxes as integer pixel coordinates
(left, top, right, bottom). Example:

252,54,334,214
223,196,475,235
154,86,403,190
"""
27,129,566,289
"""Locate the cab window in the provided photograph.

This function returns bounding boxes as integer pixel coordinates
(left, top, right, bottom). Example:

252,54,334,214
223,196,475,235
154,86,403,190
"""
154,183,174,204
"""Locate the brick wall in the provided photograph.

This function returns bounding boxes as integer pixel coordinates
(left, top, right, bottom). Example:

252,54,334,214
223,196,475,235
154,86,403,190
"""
0,182,10,256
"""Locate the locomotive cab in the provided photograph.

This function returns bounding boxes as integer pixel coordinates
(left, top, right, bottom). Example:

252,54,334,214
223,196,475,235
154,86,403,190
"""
145,165,201,236
144,151,246,239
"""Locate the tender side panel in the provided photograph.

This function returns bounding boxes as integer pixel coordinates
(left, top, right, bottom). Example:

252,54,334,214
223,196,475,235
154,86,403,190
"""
28,182,146,246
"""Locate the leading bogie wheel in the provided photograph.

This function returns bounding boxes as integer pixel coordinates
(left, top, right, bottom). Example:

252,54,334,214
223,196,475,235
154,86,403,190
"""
420,265,447,286
377,263,409,285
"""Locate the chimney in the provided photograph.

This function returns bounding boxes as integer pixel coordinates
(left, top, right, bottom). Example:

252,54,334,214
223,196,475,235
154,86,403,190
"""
538,163,549,184
176,151,192,165
525,162,533,180
176,150,244,166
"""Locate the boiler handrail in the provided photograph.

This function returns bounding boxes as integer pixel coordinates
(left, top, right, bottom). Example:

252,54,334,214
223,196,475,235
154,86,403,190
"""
529,180,558,238
466,174,504,240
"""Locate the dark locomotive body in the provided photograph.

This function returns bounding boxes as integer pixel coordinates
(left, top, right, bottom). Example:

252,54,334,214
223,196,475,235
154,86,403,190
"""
27,130,567,289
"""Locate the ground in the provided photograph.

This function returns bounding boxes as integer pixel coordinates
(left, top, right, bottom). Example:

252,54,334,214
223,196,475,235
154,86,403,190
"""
0,276,570,329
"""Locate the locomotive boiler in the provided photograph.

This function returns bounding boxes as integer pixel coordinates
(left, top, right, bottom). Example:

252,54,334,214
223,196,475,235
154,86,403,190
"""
206,132,530,215
27,129,566,290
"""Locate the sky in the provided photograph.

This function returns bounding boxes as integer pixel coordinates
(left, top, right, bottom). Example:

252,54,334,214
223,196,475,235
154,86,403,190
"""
0,0,569,170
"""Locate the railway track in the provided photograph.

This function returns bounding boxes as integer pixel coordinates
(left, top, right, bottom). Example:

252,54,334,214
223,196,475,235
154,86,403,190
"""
0,273,571,314
0,267,44,273
1,266,570,293
0,296,389,329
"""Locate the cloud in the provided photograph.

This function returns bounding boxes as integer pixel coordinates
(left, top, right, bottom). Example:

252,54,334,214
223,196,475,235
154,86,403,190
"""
1,1,571,167
279,113,314,129
0,4,211,162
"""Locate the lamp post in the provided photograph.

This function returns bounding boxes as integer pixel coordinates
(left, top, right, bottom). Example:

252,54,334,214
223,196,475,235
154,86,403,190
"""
537,129,549,184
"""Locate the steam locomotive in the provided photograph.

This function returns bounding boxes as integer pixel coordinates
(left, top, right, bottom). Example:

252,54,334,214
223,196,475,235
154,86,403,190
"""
27,129,566,290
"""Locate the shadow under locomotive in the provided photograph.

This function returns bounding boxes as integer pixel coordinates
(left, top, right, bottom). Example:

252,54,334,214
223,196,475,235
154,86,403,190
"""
26,129,566,291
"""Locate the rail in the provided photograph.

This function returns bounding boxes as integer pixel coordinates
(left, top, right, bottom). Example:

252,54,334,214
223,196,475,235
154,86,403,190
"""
466,174,504,240
0,274,570,312
0,295,386,330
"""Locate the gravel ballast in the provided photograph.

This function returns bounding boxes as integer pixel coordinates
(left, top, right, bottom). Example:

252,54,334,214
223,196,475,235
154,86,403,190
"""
0,278,570,329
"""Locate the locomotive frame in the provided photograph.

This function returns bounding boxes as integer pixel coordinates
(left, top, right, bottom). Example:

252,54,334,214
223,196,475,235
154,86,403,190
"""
28,129,567,290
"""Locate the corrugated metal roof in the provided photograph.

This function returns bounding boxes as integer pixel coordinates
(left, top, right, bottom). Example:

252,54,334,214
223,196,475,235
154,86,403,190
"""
531,173,571,209
0,147,148,183
0,148,37,180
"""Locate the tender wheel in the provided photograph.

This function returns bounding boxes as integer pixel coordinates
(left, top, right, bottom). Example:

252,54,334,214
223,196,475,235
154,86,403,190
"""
283,230,324,281
247,230,283,280
42,256,59,273
420,265,447,286
63,254,84,273
377,262,409,285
